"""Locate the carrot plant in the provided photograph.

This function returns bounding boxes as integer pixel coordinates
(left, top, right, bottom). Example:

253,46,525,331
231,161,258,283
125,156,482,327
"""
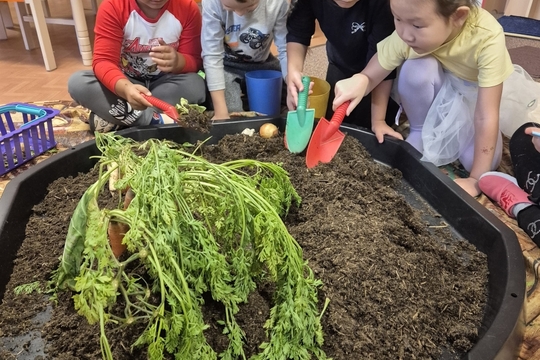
50,133,329,360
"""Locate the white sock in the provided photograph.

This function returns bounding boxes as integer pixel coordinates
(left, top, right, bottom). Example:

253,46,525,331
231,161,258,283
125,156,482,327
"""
161,114,176,124
513,203,533,218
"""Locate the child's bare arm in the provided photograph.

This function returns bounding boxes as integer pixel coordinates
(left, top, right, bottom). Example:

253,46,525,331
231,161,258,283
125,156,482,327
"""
209,90,229,120
333,54,392,116
371,79,402,143
470,84,503,179
456,84,503,196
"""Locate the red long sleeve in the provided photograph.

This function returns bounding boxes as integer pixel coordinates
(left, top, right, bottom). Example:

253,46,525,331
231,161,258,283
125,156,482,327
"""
92,0,202,94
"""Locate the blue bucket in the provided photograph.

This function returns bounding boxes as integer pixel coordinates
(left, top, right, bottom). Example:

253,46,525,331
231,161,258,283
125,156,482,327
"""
245,70,282,116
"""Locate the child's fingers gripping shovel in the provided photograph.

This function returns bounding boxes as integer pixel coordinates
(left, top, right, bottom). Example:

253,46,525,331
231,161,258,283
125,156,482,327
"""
306,101,350,168
285,76,315,153
140,93,180,123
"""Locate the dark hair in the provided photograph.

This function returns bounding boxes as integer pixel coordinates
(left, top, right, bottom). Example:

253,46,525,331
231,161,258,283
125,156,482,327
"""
432,0,477,18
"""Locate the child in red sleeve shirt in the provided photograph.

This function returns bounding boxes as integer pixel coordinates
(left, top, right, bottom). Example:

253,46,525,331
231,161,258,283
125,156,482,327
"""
68,0,206,132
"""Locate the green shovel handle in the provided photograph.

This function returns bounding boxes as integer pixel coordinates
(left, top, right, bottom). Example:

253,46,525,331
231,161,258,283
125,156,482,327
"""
297,76,310,125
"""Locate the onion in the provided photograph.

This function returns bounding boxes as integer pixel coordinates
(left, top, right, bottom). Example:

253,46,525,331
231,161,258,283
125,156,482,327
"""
259,123,279,138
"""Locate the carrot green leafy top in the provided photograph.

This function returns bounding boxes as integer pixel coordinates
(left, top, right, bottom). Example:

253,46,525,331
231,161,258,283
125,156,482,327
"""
49,133,329,360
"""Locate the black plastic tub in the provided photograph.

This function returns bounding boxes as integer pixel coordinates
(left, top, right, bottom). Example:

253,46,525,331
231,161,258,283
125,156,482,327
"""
0,117,525,359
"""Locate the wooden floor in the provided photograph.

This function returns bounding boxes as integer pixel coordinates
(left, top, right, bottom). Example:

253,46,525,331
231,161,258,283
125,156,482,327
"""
0,0,99,104
0,1,327,105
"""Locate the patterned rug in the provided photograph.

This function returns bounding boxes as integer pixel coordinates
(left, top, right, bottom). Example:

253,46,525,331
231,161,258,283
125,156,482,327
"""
1,100,540,358
0,101,263,197
509,46,540,79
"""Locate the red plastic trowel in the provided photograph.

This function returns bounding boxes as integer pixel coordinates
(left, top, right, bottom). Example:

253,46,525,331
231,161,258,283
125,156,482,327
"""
305,101,350,168
141,94,180,123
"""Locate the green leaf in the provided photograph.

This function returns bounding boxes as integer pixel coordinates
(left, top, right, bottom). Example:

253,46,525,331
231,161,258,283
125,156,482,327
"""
52,181,97,289
175,98,206,115
14,281,42,295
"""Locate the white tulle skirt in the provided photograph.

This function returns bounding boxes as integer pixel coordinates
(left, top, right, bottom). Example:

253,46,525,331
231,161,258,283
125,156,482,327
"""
421,65,540,166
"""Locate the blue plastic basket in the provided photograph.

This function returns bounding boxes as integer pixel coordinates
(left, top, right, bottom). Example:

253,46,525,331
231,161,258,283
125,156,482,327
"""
0,103,59,176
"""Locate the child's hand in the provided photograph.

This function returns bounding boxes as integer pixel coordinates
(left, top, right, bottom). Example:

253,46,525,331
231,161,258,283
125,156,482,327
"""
333,73,368,116
212,111,230,121
150,39,179,73
372,122,403,143
125,84,154,110
454,177,481,197
286,72,313,110
524,126,540,153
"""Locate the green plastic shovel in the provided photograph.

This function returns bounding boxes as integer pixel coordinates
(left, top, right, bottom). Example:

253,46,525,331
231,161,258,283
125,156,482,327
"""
285,76,315,153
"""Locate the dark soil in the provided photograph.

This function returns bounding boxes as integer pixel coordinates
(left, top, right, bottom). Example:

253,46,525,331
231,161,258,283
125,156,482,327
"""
0,130,488,359
177,108,212,133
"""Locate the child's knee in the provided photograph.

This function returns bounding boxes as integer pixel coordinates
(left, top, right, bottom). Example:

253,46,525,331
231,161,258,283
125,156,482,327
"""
225,79,244,112
184,73,207,104
223,72,244,112
67,70,95,101
398,56,443,91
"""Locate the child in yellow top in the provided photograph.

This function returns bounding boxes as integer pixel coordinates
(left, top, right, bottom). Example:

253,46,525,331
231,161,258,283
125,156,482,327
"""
333,0,540,197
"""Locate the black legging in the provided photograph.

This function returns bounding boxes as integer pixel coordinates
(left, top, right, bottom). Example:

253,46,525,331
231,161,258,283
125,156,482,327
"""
325,62,399,130
510,122,540,203
509,122,540,244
